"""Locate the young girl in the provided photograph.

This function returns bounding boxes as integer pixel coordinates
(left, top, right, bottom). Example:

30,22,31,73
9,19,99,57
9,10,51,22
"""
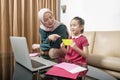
61,16,89,79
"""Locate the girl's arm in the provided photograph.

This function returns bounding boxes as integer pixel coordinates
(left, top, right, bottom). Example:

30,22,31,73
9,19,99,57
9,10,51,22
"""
71,42,89,57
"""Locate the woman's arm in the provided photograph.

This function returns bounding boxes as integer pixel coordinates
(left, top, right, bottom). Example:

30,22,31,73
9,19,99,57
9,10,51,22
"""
48,24,69,48
40,28,50,44
39,29,51,51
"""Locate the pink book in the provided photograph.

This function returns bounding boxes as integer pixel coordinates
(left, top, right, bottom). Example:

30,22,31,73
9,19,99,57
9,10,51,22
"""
29,53,39,57
46,62,88,79
46,66,79,80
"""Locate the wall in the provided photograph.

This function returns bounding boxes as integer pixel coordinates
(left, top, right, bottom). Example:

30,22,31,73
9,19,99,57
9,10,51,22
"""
60,0,120,31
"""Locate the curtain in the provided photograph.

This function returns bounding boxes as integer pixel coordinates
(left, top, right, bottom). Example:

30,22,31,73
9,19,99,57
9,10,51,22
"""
0,0,59,80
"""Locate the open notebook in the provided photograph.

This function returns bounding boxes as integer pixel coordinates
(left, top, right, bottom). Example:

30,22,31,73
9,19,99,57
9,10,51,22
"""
10,36,57,72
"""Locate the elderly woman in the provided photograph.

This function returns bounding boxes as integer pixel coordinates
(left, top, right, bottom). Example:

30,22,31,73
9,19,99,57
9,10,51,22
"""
32,8,68,60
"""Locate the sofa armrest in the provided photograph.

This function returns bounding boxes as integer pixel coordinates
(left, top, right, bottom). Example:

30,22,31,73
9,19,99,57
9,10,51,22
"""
87,54,120,72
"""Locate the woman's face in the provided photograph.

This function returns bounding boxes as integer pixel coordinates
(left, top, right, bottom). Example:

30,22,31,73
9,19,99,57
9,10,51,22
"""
43,12,55,28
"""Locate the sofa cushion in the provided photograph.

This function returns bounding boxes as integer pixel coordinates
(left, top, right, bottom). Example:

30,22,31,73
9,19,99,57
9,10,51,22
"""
92,31,120,57
103,69,120,79
87,54,120,72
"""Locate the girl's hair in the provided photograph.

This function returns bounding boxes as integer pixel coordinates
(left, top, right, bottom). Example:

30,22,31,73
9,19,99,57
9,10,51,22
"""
72,17,85,33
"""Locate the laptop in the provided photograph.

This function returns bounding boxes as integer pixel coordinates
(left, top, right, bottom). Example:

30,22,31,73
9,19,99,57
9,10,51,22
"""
10,36,57,72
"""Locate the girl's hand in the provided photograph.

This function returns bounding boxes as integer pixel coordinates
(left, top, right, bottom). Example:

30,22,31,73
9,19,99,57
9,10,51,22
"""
60,42,68,53
48,34,60,41
70,42,78,49
60,42,65,49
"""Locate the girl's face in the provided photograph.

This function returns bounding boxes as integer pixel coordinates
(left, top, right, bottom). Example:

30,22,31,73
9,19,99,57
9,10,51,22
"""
43,12,55,28
70,19,83,36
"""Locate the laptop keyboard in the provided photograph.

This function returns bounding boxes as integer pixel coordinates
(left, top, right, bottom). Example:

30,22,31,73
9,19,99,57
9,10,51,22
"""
31,59,46,68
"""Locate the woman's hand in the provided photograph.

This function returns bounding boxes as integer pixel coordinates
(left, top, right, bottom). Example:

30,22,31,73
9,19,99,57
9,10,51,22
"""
48,34,60,41
32,44,40,49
